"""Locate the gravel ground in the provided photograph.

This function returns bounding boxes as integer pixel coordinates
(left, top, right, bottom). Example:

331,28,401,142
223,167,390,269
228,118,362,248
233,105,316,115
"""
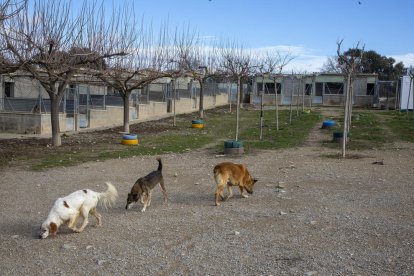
1,129,414,275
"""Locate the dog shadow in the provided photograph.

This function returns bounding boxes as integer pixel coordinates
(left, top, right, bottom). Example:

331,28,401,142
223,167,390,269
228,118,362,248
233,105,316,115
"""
1,219,70,240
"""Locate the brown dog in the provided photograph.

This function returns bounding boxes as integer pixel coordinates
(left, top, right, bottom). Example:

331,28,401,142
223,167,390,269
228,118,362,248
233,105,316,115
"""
213,162,258,206
125,158,166,212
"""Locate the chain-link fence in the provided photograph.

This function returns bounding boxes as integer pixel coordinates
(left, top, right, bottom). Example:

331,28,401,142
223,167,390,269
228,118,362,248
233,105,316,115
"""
374,81,399,109
1,80,230,114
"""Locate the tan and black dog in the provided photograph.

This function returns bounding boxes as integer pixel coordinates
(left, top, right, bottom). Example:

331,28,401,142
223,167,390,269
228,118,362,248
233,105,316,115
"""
213,162,258,206
125,158,167,212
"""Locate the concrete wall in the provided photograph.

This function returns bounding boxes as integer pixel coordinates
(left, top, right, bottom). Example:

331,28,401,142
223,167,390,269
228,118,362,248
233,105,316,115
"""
171,98,195,115
323,95,345,106
215,93,229,106
0,93,230,134
137,102,168,119
203,95,216,108
0,112,66,134
4,76,48,99
88,106,136,129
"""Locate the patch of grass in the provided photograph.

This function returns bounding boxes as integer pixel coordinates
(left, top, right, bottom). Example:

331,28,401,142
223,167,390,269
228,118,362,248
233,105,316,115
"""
31,150,106,170
385,111,414,142
327,111,394,150
347,112,391,149
27,107,321,170
243,110,321,149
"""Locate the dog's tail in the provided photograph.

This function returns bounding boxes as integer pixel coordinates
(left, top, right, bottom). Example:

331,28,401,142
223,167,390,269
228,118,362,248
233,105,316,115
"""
98,182,118,209
156,157,162,172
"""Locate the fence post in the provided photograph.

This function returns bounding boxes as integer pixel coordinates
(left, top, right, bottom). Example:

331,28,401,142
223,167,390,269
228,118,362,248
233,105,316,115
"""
0,75,4,111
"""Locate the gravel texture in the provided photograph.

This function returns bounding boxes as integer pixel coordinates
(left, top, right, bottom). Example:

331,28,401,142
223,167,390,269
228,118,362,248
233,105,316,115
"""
1,130,414,275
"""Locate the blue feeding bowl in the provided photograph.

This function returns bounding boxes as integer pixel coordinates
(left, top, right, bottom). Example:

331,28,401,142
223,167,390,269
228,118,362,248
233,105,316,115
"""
322,120,336,129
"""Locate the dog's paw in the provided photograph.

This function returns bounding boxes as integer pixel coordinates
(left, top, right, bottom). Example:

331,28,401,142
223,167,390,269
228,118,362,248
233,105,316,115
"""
141,209,146,212
241,194,249,198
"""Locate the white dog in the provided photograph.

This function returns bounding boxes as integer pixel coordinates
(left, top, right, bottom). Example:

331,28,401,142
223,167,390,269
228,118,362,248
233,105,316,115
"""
40,182,118,239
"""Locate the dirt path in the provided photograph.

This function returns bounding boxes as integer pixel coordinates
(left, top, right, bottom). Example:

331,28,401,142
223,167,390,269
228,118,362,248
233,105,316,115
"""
1,110,413,275
303,108,340,148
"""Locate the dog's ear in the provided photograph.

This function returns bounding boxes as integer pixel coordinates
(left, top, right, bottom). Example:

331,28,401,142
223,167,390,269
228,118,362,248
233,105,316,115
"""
49,222,58,235
133,194,139,201
253,178,258,184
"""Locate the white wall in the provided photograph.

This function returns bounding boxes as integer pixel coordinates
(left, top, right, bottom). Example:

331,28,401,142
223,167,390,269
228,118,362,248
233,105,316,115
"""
400,76,413,110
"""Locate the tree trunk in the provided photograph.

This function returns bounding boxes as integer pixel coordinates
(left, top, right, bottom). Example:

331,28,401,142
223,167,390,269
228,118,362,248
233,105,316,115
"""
274,79,279,131
342,74,351,158
199,81,204,119
348,81,354,131
123,94,130,133
50,94,62,147
289,81,293,125
229,82,232,113
302,78,305,111
173,79,176,127
260,75,264,140
236,76,241,141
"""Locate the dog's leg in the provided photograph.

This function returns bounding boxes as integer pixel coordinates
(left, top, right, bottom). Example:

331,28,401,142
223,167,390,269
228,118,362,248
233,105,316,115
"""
67,212,80,232
90,207,102,227
215,184,226,206
141,192,149,212
76,207,90,232
239,186,248,198
159,178,167,204
140,194,146,204
226,184,233,200
147,190,153,207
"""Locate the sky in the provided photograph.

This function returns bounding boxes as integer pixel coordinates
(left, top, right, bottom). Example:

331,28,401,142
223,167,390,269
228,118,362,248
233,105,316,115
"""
104,0,414,73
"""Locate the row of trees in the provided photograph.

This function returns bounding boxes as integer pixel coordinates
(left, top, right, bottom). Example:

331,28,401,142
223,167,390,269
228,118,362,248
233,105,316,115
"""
0,0,293,147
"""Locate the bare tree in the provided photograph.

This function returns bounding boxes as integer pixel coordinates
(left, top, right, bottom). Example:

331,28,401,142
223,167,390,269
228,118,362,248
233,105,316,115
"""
0,0,26,22
0,0,26,73
262,49,294,130
173,28,217,119
336,40,364,157
218,42,253,141
254,62,266,140
94,7,173,134
1,0,125,146
322,56,342,73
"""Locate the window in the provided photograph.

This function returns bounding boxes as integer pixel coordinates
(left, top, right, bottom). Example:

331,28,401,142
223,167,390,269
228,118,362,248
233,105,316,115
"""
315,83,323,96
366,83,375,95
325,82,344,94
276,83,281,94
257,82,280,94
4,82,14,98
305,84,312,95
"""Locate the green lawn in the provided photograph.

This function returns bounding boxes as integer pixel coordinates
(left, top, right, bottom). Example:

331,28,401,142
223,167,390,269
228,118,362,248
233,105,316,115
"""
325,109,414,150
30,107,321,170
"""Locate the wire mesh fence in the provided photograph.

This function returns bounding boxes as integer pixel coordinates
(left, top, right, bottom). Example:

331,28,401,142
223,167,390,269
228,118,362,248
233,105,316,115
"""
1,80,231,113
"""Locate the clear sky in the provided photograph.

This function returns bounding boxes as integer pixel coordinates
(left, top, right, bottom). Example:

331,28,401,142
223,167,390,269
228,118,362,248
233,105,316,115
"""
104,0,414,73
